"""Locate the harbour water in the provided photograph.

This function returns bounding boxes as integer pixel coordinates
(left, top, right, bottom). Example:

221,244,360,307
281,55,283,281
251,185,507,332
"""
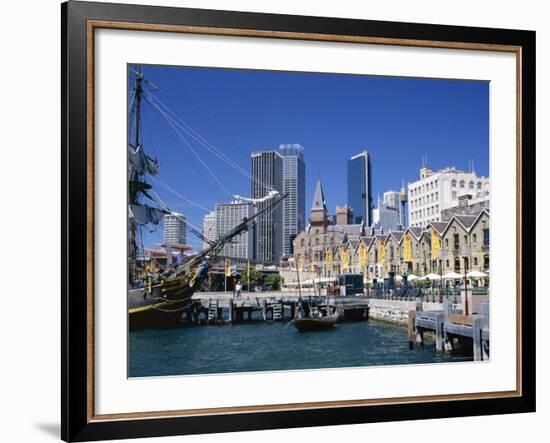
128,319,473,378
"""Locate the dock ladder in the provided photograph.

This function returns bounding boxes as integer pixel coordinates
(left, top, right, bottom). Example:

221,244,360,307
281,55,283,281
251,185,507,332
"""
208,299,218,321
272,302,283,321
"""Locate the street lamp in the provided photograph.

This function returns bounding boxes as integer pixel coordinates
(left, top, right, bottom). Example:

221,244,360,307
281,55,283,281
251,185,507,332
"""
460,244,471,315
437,250,444,303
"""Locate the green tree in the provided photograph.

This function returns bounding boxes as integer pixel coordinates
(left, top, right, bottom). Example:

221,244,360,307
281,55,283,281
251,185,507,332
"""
264,274,281,291
241,267,263,290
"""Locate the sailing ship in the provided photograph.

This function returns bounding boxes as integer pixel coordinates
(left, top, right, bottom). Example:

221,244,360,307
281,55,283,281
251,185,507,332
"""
127,66,286,330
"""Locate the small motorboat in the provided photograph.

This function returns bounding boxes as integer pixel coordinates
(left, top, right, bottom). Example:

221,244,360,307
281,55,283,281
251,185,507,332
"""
293,311,339,332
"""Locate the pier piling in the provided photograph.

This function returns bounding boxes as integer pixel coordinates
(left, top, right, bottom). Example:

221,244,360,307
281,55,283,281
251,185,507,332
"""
228,299,234,323
435,312,444,351
407,310,416,350
472,316,484,361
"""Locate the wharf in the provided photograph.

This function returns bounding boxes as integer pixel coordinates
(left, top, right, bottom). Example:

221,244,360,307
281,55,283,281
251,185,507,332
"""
186,292,370,324
408,299,490,361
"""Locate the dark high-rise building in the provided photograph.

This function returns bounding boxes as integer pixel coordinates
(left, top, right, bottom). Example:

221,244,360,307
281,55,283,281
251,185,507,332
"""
251,150,283,263
279,144,306,256
347,151,373,226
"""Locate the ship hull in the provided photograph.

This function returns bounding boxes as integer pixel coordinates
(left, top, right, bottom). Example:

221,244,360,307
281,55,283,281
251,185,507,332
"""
128,286,194,331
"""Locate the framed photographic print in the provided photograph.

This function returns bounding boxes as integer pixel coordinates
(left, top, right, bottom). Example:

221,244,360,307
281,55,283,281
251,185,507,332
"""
62,1,536,441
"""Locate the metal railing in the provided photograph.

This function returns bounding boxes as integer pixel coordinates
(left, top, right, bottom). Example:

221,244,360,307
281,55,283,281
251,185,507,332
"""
368,285,488,303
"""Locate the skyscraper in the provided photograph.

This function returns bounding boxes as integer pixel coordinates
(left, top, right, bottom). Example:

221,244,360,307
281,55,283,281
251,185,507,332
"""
215,202,255,259
163,213,186,245
251,150,283,263
279,143,306,257
202,211,216,249
372,197,400,232
383,191,400,210
347,151,373,226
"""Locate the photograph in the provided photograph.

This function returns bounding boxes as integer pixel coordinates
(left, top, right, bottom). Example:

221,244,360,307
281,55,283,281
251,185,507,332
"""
55,1,536,440
127,63,491,378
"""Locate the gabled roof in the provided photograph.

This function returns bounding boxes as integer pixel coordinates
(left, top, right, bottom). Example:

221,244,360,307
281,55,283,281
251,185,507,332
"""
375,234,387,243
470,208,490,229
407,227,423,240
310,177,327,212
387,231,405,244
347,238,360,250
428,221,448,236
454,214,477,230
441,208,490,237
359,236,374,250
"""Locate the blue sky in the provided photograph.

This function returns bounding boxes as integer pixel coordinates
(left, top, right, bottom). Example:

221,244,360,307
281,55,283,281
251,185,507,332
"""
130,64,489,250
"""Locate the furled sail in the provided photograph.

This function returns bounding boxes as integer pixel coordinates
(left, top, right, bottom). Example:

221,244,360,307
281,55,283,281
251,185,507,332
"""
129,146,160,176
129,203,168,225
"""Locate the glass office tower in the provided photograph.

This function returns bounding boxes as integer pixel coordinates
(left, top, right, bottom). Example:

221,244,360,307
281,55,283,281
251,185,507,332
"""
279,144,305,256
347,151,373,226
251,150,283,263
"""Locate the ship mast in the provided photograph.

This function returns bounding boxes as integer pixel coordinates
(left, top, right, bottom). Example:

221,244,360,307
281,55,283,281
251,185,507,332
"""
128,66,167,284
128,68,142,283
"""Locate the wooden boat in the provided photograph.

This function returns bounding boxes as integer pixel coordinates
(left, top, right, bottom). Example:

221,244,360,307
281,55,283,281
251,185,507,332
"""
293,312,339,332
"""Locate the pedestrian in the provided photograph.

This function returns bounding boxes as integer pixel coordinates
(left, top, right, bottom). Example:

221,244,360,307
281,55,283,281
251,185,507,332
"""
235,280,242,299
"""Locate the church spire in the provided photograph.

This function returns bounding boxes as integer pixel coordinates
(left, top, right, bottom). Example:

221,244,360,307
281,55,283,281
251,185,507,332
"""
311,176,327,212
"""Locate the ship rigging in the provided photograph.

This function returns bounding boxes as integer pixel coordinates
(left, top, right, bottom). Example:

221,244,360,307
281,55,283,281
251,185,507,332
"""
127,65,286,330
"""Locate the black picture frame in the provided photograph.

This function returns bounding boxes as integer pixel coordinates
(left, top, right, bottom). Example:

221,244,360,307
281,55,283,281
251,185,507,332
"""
62,1,536,441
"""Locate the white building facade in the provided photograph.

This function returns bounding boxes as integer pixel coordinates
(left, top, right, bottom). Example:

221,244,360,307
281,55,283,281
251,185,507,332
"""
215,201,255,259
408,166,490,228
202,211,217,249
163,213,187,245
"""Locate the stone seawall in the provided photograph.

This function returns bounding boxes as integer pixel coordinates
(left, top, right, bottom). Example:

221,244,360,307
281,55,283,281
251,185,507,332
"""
368,299,443,325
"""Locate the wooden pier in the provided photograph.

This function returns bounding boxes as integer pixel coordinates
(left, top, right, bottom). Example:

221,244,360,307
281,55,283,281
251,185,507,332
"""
182,292,370,325
408,299,490,361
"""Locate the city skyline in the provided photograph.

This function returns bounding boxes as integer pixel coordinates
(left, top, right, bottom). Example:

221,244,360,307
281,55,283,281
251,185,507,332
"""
131,64,489,252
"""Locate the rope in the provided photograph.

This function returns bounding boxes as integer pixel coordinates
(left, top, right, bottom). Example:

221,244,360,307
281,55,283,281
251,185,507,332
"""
150,300,196,313
150,177,214,213
149,99,233,197
144,91,271,194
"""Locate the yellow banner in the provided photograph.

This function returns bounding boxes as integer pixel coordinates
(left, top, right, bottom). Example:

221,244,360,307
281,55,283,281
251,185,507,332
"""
340,247,349,272
298,254,304,272
325,248,333,268
225,258,232,277
431,229,441,261
404,235,412,262
358,243,367,268
379,239,386,264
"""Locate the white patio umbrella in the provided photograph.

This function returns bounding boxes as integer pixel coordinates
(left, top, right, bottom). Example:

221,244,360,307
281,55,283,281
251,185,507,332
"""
423,273,442,280
467,270,488,278
407,274,420,281
442,271,463,279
